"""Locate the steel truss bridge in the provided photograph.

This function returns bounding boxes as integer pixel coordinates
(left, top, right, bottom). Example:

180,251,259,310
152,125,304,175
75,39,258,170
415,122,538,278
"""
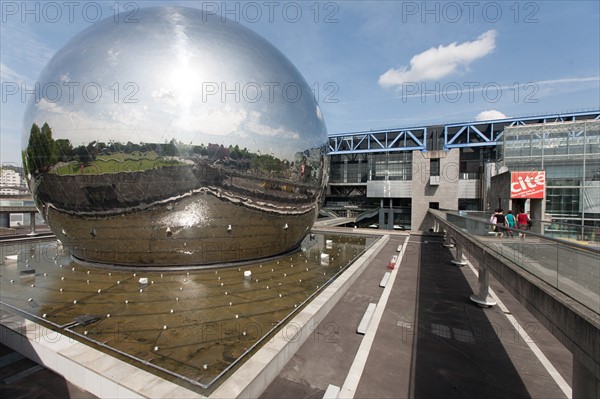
328,110,600,155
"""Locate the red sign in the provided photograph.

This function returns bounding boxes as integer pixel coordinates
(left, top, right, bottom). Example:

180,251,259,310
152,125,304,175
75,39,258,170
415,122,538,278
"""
511,171,545,199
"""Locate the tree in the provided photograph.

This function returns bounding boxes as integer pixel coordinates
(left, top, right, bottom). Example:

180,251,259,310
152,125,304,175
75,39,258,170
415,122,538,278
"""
25,122,58,175
55,139,74,161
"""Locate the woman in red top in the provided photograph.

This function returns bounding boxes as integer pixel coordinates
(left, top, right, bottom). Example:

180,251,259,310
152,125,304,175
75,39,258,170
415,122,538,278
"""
516,210,530,238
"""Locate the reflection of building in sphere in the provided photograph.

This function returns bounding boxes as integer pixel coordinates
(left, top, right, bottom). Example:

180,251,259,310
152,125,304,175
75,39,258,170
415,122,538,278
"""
22,7,328,266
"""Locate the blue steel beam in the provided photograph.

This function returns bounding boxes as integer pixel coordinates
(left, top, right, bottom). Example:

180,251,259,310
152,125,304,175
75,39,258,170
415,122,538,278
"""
328,128,427,154
328,110,599,154
444,110,600,149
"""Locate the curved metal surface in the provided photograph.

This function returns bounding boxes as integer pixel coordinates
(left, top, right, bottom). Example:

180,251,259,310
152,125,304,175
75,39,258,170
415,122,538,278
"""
22,7,328,266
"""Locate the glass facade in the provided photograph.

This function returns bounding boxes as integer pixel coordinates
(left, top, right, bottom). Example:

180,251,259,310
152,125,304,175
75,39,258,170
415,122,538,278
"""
501,121,600,226
329,152,413,183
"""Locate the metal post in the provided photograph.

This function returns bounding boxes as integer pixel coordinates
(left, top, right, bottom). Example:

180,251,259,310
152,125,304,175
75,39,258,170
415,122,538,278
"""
27,212,37,236
442,230,454,248
470,266,497,307
450,243,467,266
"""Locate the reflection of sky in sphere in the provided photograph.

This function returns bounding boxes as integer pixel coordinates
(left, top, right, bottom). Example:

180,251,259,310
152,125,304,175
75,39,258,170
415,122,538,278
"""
22,7,326,161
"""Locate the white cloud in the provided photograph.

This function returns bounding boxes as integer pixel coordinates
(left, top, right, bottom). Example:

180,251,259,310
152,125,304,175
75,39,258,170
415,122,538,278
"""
379,30,497,88
244,111,300,140
0,62,28,83
475,110,507,121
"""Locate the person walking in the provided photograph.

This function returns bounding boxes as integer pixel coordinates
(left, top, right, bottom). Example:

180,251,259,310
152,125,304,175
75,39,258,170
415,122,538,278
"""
517,209,530,238
505,210,516,238
495,209,506,238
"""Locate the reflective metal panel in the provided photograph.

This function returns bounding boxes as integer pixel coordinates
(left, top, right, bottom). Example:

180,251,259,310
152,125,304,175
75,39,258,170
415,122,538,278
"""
22,7,328,266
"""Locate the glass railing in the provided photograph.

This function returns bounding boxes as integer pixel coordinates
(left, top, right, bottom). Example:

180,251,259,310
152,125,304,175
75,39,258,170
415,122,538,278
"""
461,212,599,249
431,209,600,314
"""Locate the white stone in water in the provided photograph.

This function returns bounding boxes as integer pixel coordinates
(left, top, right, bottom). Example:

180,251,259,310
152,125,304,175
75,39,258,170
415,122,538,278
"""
28,298,33,302
163,325,167,330
125,300,129,304
73,300,77,304
106,314,110,318
97,289,102,293
203,364,208,370
154,346,159,351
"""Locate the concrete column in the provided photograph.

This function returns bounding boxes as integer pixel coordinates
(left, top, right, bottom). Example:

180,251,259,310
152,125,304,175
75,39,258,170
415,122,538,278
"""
450,243,467,266
378,208,385,230
572,356,599,399
26,212,37,236
470,266,497,307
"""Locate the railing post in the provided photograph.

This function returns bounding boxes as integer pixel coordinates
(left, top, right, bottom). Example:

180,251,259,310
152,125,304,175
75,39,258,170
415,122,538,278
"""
442,231,454,248
470,266,497,307
26,212,37,236
450,242,467,266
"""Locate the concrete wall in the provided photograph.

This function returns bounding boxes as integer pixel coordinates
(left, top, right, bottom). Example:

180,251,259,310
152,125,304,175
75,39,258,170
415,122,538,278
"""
490,171,512,211
412,149,460,230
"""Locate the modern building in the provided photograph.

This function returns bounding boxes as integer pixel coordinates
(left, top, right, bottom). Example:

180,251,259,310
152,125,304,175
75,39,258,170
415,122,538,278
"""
0,168,23,196
324,111,600,230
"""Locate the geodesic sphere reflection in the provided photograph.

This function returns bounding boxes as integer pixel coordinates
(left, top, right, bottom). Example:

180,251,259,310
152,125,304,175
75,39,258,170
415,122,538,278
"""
22,7,328,266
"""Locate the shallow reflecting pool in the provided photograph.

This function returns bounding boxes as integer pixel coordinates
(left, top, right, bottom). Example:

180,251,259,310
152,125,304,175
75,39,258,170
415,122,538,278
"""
0,233,375,389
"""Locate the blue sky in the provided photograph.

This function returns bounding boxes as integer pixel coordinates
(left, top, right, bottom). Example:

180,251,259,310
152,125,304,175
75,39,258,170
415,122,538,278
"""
1,1,599,165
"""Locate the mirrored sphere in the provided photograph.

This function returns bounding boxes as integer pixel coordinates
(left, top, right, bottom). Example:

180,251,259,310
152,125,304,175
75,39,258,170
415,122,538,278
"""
22,7,328,266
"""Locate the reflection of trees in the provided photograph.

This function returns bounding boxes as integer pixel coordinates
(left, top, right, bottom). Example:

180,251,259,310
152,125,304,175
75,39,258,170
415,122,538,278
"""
24,122,311,180
24,123,58,175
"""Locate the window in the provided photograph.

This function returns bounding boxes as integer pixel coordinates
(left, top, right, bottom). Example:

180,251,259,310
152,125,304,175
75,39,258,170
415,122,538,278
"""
430,158,440,177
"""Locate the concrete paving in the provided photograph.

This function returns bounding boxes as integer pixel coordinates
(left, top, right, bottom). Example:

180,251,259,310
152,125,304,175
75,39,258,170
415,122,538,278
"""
262,232,573,399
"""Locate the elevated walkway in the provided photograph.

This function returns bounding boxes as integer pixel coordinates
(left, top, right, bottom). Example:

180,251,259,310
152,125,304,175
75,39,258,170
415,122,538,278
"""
429,209,599,399
262,233,574,398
